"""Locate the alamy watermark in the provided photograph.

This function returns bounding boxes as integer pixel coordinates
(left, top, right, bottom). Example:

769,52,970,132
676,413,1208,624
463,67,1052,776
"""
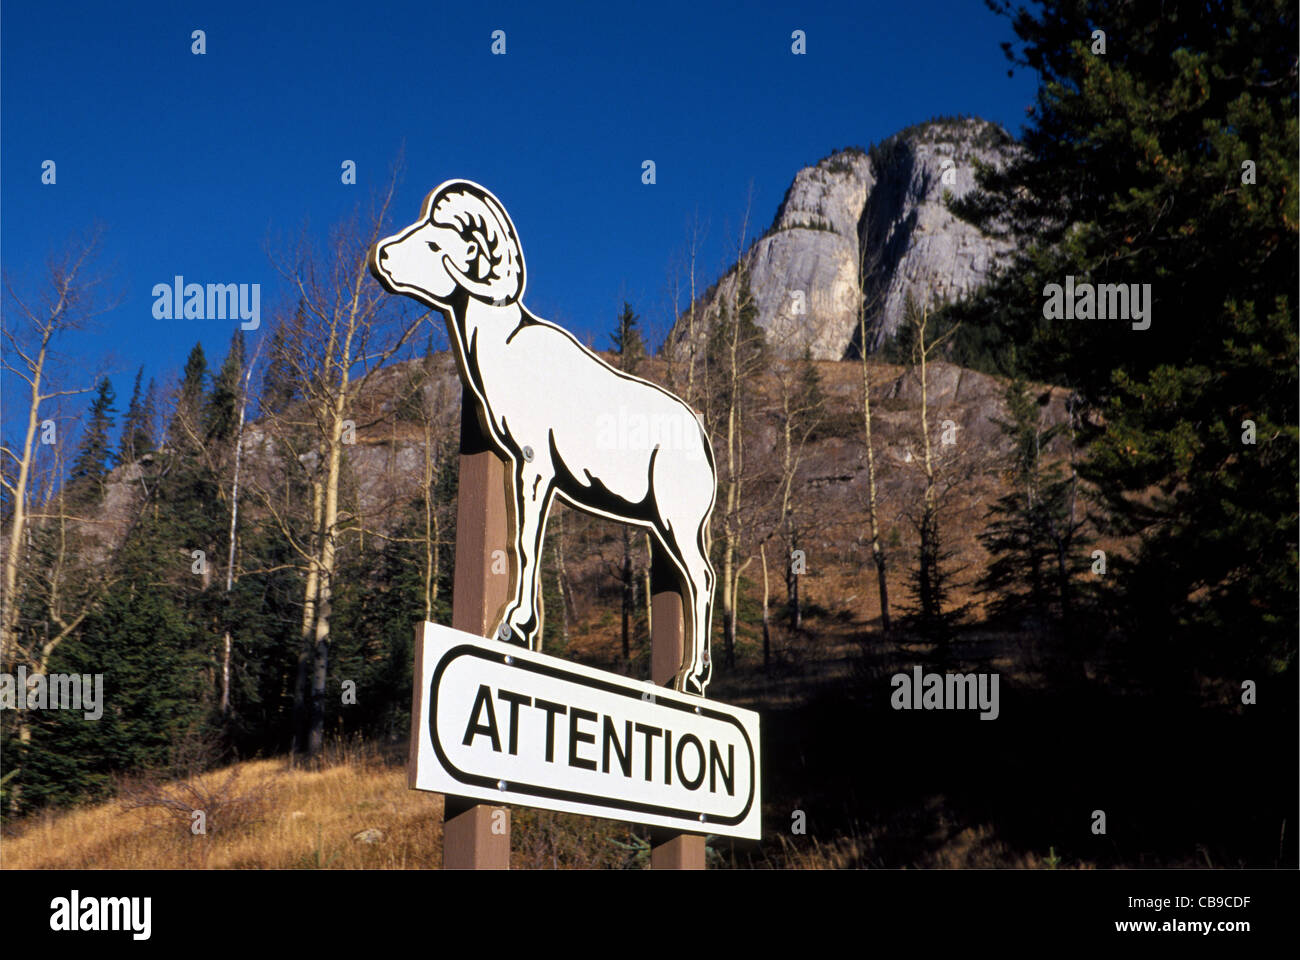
50,890,150,940
595,406,707,459
0,667,103,720
152,275,260,330
890,666,1000,720
1042,275,1151,330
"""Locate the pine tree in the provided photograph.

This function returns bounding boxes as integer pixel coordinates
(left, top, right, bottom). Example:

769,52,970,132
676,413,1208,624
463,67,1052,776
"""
952,1,1298,685
610,301,647,375
158,342,223,592
977,376,1088,639
118,367,155,464
261,322,299,415
172,342,207,449
68,378,116,503
11,493,211,810
204,331,245,444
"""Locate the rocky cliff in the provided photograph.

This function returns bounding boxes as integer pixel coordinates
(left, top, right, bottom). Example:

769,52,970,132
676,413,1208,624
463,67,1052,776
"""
673,116,1017,360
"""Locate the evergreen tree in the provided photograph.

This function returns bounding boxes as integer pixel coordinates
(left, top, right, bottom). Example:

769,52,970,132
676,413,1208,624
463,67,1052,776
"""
977,377,1088,638
792,347,825,436
172,342,208,448
118,367,155,464
261,323,299,415
908,507,967,648
204,331,245,444
330,516,432,743
610,301,647,374
68,378,116,503
159,342,224,588
610,301,650,659
952,1,1297,685
11,501,210,810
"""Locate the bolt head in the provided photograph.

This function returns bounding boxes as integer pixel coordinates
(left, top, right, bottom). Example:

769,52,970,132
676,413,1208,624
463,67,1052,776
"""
497,623,511,641
522,445,534,462
497,780,507,791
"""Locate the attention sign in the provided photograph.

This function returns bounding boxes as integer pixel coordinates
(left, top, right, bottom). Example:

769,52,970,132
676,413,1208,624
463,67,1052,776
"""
410,622,762,839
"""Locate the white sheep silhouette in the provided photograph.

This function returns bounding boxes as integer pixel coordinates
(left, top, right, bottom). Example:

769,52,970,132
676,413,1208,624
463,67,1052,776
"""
371,180,718,695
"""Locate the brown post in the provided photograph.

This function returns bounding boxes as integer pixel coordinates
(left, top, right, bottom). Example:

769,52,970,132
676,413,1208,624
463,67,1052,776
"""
649,556,707,870
443,389,512,870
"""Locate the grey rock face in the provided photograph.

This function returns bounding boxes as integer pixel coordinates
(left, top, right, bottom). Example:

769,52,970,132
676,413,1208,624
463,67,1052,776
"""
675,118,1017,360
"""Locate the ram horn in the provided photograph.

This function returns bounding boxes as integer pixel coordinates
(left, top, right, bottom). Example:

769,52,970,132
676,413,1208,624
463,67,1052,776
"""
436,189,524,304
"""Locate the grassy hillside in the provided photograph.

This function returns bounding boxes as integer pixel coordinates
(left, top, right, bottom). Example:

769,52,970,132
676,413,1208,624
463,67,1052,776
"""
0,736,1080,870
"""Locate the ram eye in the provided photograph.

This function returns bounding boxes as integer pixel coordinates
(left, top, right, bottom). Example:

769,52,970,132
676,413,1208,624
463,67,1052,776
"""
465,242,477,257
425,241,441,253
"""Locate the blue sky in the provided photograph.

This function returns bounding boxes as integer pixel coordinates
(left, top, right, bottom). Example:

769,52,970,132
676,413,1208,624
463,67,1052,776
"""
1,0,1036,439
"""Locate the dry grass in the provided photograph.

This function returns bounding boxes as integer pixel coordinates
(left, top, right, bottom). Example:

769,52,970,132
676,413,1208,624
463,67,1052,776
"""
1,741,660,870
1,742,1074,870
1,744,445,870
750,819,1094,870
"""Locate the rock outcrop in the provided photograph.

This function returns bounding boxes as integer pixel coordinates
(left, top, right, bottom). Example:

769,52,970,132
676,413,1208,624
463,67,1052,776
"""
673,117,1017,360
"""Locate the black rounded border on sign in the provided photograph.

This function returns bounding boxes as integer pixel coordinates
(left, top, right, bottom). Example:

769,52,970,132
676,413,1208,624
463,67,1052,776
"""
428,644,756,826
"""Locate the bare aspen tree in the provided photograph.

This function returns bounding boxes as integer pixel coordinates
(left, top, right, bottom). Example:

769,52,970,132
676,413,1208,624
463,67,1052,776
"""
904,298,971,647
255,180,426,758
710,191,767,670
643,532,653,643
1,230,112,664
390,343,458,623
759,540,772,669
683,215,707,406
856,238,892,633
769,345,825,636
4,438,95,769
219,339,264,715
3,406,155,813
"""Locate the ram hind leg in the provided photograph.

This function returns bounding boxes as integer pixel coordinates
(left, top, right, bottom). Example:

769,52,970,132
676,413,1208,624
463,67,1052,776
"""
677,526,715,695
652,521,714,695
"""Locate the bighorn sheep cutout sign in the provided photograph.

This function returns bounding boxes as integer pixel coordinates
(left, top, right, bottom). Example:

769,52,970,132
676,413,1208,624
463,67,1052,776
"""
371,180,719,695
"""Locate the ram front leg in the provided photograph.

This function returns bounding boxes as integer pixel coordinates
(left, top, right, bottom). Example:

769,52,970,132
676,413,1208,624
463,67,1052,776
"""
499,463,554,648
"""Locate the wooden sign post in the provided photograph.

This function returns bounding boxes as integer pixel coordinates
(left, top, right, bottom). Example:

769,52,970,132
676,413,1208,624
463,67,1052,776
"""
650,558,707,869
442,394,511,869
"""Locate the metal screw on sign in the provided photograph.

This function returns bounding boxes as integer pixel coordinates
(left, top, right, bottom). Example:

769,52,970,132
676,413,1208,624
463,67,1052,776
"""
497,623,512,641
505,655,514,665
497,780,507,791
522,445,534,462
